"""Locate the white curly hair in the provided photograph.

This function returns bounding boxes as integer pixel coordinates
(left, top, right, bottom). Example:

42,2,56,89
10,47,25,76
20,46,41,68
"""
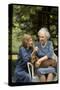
38,27,50,39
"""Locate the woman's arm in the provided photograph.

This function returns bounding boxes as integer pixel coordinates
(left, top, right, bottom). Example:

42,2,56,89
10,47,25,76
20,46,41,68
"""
47,41,54,59
38,55,48,62
35,41,54,66
19,47,31,63
31,47,39,57
35,55,48,67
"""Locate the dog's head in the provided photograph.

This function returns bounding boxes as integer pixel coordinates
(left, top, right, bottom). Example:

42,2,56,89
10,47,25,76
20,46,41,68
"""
31,55,38,64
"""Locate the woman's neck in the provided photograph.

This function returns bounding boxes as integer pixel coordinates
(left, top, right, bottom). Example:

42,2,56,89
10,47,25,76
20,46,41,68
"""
41,41,47,48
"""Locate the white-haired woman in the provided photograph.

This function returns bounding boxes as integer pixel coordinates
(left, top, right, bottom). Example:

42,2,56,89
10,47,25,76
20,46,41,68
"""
34,27,57,82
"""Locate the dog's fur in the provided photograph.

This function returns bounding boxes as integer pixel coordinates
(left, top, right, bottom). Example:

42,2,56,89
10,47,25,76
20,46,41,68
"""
31,53,57,68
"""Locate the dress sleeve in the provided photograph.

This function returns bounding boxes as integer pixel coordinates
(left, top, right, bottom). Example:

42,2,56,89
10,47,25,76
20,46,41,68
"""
47,41,54,58
19,47,31,63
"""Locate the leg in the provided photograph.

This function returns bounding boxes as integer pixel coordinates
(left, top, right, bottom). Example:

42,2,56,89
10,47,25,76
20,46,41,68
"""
47,73,54,82
40,75,46,82
35,68,55,82
15,70,31,82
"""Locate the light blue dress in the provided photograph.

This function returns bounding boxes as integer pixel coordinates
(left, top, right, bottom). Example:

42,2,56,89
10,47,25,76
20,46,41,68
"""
35,41,56,75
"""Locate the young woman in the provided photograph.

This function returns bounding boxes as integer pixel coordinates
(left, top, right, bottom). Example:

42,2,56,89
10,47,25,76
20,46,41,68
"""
35,27,57,82
14,34,34,82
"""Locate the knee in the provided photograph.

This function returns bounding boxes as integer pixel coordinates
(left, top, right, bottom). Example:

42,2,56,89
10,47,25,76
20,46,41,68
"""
47,73,54,82
40,75,46,82
48,73,54,76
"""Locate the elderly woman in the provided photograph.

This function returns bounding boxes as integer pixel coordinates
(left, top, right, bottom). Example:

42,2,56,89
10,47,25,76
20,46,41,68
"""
15,34,34,82
35,27,57,82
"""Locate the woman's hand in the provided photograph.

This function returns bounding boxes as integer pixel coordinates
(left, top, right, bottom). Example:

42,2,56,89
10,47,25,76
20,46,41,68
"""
33,46,39,52
31,46,39,57
35,59,42,68
35,56,48,68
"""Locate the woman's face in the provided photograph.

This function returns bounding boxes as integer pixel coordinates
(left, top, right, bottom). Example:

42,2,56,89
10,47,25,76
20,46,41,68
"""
38,31,47,45
27,38,33,48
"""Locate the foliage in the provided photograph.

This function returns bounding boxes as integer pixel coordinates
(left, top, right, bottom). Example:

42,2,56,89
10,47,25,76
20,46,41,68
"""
9,5,58,53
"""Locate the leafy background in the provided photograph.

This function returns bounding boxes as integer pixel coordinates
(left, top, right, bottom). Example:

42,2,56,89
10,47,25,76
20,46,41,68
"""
9,4,58,54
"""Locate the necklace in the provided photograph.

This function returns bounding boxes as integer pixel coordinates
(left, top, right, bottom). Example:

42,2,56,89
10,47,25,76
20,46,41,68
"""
41,42,47,48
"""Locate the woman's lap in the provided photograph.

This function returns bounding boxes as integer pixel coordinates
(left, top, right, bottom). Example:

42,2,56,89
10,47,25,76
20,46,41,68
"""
35,67,56,75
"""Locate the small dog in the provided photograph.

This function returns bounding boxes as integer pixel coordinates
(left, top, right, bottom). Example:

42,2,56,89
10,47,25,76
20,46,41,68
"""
31,53,57,68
